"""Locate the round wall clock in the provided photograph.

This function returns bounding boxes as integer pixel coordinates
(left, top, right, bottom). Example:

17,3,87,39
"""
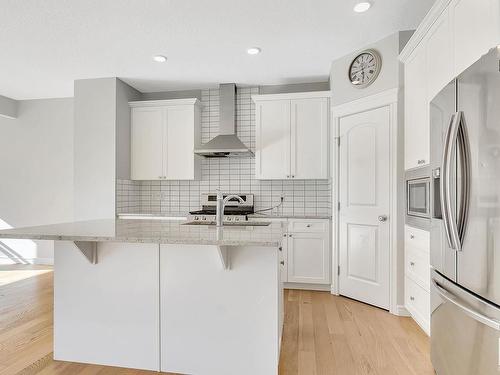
348,49,382,88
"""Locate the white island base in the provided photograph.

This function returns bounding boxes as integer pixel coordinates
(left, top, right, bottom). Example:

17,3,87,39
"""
54,241,283,375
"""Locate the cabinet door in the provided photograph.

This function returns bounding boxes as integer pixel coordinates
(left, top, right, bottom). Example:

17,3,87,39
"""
451,0,498,76
287,232,330,284
255,100,291,179
164,105,195,180
131,107,164,180
405,46,429,170
426,9,453,101
291,98,329,179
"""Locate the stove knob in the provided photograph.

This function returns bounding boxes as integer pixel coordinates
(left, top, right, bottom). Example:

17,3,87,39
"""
194,216,199,221
226,217,232,222
235,217,240,221
202,216,207,221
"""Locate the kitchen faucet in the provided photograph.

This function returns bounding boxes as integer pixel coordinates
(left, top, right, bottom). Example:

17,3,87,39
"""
216,190,244,227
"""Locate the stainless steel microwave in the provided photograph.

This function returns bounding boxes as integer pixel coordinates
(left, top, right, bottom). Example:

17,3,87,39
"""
407,177,431,218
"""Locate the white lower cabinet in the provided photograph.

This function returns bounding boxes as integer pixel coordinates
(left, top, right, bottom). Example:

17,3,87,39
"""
404,224,431,335
282,219,331,288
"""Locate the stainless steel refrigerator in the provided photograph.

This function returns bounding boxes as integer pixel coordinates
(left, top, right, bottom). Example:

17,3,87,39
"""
430,46,500,375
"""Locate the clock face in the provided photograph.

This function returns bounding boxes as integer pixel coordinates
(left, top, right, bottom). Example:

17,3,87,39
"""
348,50,381,88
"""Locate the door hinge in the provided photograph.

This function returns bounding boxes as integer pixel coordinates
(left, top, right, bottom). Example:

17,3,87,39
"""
337,265,340,276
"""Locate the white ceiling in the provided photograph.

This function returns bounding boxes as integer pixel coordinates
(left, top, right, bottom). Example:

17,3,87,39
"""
1,0,435,100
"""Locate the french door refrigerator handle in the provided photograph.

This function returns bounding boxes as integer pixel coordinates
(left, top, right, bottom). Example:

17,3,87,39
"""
456,111,471,248
441,113,460,250
432,278,500,331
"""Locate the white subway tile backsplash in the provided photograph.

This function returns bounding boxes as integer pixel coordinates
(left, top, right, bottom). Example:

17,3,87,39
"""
116,87,331,217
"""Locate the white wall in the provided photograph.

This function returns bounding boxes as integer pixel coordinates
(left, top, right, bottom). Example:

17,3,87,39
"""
0,98,74,264
330,31,413,106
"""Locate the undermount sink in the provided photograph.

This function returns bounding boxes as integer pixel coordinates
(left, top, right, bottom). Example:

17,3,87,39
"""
182,221,271,227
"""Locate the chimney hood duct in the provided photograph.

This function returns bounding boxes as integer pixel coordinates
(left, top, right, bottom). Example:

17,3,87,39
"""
194,83,253,158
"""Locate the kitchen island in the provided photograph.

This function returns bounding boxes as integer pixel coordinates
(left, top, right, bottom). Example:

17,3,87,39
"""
0,219,285,375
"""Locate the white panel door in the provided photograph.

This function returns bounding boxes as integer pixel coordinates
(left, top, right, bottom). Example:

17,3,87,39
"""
165,105,194,180
339,106,391,309
131,107,164,180
405,47,429,169
287,232,330,284
255,100,290,179
291,98,329,179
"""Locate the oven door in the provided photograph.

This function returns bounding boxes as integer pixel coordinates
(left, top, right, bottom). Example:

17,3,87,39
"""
407,178,430,218
431,269,500,375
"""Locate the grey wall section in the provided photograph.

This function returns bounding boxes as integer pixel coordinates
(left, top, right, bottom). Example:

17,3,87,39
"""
259,82,329,95
0,94,19,119
116,79,141,180
74,78,117,221
330,31,413,106
141,89,202,101
0,98,73,264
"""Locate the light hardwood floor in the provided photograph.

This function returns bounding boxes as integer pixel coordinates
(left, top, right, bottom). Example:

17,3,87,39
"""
0,265,434,375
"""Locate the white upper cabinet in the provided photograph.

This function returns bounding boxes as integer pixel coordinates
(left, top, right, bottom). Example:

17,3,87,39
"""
254,99,291,180
400,0,499,171
131,107,165,180
291,98,329,179
130,99,201,180
405,47,429,170
253,92,330,180
426,9,453,101
451,0,499,76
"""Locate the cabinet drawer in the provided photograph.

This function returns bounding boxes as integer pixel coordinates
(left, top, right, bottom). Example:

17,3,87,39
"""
289,220,328,233
405,277,430,334
406,246,430,291
405,225,430,253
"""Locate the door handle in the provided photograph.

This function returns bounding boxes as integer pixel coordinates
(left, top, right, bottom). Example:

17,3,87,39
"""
378,215,388,222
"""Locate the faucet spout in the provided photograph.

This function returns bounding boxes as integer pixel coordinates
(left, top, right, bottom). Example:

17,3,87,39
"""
215,191,244,227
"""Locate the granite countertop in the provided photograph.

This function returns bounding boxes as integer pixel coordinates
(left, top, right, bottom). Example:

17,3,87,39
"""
117,213,331,220
0,219,285,247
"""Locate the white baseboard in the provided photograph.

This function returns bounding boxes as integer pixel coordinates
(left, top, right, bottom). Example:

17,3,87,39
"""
394,304,410,316
284,282,331,291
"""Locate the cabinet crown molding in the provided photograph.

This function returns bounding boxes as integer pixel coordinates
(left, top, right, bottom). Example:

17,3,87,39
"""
252,91,331,102
128,98,200,107
399,0,453,62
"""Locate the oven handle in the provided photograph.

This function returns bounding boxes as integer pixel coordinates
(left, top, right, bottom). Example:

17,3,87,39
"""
432,278,500,331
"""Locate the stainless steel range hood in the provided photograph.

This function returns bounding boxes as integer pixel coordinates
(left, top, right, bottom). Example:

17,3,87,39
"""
194,83,253,158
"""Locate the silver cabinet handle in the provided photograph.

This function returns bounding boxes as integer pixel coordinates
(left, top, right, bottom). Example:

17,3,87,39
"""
378,215,388,222
286,175,290,178
410,296,415,301
278,246,283,252
410,261,415,266
432,279,500,331
410,234,415,239
417,159,426,165
288,234,292,237
280,261,285,266
283,234,287,238
291,175,295,178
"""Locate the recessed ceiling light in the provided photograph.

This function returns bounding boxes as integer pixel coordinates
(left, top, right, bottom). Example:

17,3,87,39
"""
247,47,261,55
353,1,371,13
153,55,167,63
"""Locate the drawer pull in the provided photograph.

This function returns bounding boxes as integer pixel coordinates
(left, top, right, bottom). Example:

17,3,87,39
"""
279,246,283,251
410,296,415,301
410,234,415,239
410,262,415,266
289,234,293,238
306,224,311,228
280,261,285,266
